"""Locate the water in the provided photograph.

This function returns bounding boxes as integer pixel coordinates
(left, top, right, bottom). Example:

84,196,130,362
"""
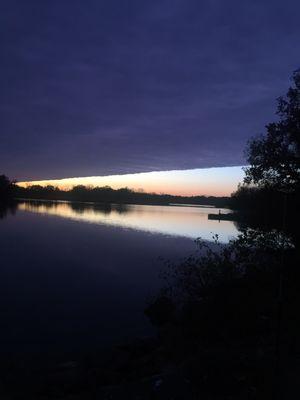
0,200,239,355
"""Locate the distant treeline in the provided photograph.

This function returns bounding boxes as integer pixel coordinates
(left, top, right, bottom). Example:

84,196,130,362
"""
13,183,230,207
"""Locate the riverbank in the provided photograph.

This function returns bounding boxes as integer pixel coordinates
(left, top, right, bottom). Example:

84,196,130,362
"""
0,335,277,399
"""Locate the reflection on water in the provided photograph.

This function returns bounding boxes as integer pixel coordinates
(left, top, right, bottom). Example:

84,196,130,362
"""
0,199,240,354
0,202,17,219
17,200,239,241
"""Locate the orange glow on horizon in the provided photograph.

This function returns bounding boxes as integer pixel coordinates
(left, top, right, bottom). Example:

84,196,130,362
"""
17,167,245,197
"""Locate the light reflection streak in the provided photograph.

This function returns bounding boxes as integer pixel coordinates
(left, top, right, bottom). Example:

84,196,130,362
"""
18,201,239,242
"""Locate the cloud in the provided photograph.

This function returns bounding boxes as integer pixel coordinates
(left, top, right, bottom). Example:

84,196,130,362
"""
1,0,299,180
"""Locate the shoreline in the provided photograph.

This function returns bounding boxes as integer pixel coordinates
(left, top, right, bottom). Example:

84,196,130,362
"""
15,197,223,209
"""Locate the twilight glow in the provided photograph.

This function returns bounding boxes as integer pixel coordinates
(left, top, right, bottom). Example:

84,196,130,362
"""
18,166,245,197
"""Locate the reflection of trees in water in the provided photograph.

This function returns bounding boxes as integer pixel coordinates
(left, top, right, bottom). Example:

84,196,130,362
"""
17,199,130,216
42,201,58,210
231,207,299,245
70,202,110,215
0,202,17,219
70,202,92,214
70,202,130,215
69,201,130,215
18,200,59,211
114,203,129,214
232,214,266,232
0,174,16,219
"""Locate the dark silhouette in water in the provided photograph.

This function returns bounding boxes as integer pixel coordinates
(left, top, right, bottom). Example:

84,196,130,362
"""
0,202,17,219
0,175,17,218
17,198,130,217
0,174,15,201
229,185,299,235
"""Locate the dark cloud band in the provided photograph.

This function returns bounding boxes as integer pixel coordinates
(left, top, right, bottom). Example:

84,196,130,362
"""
1,0,299,180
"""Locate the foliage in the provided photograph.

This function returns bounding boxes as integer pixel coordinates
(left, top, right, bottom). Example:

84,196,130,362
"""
146,227,295,345
244,69,300,191
145,230,298,398
0,174,15,201
158,229,293,305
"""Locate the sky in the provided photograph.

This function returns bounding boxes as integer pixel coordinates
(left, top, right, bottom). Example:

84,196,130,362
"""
1,0,300,189
18,166,245,196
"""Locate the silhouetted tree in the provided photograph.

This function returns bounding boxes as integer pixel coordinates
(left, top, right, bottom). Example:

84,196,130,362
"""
145,229,298,398
0,174,15,201
244,69,300,191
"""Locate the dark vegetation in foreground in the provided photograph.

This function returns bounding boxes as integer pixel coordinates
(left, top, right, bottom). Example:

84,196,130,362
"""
0,228,298,399
144,230,299,399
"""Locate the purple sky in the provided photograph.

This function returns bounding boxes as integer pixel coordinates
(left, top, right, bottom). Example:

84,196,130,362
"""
1,0,299,181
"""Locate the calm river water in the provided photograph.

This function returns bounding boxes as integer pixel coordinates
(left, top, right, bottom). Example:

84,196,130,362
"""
0,200,239,355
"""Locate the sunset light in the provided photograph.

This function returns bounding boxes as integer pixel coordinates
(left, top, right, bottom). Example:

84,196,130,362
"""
18,166,245,197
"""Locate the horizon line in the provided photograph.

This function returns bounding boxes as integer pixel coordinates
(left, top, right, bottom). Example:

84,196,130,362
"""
17,166,246,197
